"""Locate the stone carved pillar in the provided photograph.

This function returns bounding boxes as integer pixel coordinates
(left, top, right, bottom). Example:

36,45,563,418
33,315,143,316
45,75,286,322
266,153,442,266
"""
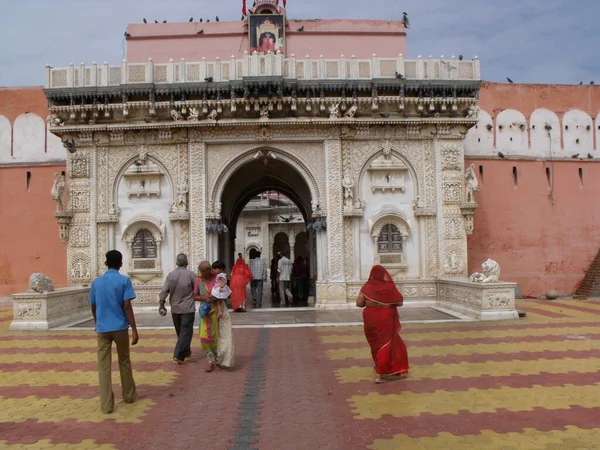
317,135,347,308
189,141,206,267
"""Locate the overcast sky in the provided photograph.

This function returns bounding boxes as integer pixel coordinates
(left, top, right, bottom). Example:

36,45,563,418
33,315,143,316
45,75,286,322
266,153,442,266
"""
0,0,598,87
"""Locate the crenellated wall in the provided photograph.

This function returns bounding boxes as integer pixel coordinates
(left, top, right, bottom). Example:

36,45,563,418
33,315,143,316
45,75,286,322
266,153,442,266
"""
465,82,600,296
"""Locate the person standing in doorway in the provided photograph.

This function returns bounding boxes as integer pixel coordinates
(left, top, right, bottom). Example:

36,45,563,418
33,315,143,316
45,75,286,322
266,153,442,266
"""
89,250,139,414
159,253,197,364
231,253,253,312
249,250,267,308
270,254,281,305
277,251,293,307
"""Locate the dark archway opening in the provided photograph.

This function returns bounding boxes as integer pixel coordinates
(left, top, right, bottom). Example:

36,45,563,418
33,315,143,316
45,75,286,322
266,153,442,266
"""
216,154,317,308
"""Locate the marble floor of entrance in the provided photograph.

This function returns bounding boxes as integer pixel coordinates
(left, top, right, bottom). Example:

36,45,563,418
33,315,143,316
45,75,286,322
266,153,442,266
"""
66,306,462,330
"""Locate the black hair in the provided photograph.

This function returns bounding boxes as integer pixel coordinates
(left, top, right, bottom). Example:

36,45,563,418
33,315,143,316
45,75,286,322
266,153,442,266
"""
105,250,123,269
212,260,226,271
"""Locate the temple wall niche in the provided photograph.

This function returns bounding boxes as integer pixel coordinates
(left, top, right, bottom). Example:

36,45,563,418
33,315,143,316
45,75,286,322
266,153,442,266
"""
529,109,561,157
0,115,10,162
113,157,176,279
465,108,598,159
563,110,593,154
463,109,494,156
1,113,65,163
358,151,419,280
13,113,45,162
496,109,528,155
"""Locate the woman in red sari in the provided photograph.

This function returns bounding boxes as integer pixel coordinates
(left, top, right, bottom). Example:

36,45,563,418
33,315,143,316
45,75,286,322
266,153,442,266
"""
356,265,409,383
230,254,253,312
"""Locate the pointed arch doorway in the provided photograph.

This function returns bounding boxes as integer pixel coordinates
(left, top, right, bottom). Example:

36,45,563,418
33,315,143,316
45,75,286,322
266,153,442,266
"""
208,149,320,307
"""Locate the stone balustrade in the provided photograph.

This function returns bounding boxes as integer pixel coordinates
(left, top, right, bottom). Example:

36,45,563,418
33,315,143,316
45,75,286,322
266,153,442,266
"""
45,53,481,89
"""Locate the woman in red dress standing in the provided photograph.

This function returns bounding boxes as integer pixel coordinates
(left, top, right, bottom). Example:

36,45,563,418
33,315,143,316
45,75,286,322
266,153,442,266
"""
230,253,253,312
356,265,409,383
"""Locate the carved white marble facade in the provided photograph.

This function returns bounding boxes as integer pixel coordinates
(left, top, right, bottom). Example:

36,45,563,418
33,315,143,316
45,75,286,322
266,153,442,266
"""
46,121,486,308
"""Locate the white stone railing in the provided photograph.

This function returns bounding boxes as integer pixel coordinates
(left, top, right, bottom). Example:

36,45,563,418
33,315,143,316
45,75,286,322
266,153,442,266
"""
45,53,481,89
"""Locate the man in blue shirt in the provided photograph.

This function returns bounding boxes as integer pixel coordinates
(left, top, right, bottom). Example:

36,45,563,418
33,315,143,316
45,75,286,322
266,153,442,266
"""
89,250,139,414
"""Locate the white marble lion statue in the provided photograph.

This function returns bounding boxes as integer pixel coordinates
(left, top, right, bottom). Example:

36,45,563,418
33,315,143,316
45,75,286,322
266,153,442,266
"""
469,258,500,283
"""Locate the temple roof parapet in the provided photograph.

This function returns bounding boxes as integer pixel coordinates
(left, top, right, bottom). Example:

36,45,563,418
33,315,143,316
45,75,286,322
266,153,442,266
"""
45,53,480,90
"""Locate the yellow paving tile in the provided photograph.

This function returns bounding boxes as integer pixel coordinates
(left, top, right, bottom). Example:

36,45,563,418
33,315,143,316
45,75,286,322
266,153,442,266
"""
0,351,171,364
0,396,154,423
349,383,600,419
0,369,178,387
320,324,600,344
335,356,600,383
0,338,171,349
0,439,116,449
326,338,598,360
368,426,600,450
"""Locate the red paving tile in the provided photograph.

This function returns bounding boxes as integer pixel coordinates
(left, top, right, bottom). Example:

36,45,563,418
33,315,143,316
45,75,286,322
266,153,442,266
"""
1,302,600,448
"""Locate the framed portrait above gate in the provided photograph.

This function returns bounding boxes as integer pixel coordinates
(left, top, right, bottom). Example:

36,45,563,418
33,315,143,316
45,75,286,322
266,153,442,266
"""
249,15,286,55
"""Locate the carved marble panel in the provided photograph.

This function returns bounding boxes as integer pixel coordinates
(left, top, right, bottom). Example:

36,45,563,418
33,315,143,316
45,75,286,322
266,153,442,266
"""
70,155,90,178
69,251,92,284
441,144,461,171
70,226,90,247
189,142,206,264
71,191,90,212
444,218,463,240
325,138,344,282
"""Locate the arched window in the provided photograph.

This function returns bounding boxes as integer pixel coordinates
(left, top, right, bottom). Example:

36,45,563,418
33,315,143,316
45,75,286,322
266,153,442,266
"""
377,224,402,254
132,229,157,269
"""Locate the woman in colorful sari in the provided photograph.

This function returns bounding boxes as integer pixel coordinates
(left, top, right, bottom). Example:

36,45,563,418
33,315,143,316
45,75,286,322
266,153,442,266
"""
230,253,253,312
356,265,409,383
194,260,235,372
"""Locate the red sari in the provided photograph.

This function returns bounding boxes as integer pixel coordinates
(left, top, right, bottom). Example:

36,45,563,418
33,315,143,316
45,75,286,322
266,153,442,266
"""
230,257,253,311
360,265,409,377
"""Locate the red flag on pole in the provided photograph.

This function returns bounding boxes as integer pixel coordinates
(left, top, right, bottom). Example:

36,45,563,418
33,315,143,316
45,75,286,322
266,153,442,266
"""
242,0,247,15
283,0,287,7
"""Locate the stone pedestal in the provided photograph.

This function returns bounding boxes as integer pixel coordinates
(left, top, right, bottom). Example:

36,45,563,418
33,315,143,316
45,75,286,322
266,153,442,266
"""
437,279,518,321
10,287,91,330
315,282,349,309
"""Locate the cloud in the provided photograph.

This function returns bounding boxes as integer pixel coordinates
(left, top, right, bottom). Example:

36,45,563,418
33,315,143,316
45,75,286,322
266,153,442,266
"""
0,0,597,86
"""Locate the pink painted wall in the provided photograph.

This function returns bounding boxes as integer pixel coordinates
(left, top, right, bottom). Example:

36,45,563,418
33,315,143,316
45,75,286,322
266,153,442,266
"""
0,88,67,296
126,19,406,63
467,83,600,297
466,159,600,297
0,165,68,296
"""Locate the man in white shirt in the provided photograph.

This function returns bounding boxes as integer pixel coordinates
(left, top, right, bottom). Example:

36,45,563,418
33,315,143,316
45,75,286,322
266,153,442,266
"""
249,250,267,308
277,251,293,307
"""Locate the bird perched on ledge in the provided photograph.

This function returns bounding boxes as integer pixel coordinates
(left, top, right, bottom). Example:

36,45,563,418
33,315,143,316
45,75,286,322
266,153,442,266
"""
497,151,506,159
64,139,77,154
204,76,213,82
297,25,304,32
401,12,410,29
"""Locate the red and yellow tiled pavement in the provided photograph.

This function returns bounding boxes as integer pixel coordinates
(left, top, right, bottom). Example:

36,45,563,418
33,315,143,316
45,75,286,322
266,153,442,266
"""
1,300,600,449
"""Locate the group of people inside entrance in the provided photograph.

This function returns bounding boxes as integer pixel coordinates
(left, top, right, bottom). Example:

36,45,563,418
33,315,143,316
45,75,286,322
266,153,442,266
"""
87,251,409,413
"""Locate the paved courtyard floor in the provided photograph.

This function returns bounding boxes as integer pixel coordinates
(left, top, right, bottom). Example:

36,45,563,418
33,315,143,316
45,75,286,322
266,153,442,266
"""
1,299,599,449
